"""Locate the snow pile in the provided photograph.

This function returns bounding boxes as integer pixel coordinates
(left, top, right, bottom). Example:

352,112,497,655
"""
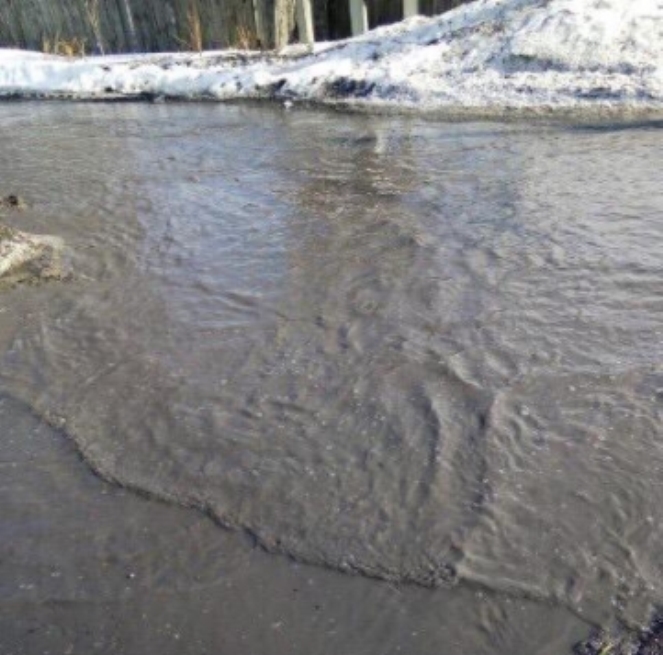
0,224,69,286
1,0,662,112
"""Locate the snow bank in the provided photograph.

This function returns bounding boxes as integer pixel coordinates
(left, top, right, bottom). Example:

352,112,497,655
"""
1,0,662,112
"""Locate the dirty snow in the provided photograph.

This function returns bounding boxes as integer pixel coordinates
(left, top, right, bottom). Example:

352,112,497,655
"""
0,0,662,113
0,224,69,285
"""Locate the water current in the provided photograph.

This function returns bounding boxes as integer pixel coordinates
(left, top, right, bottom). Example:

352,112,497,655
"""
1,103,663,638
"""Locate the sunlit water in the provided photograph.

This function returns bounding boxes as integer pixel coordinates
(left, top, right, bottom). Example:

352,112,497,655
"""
1,103,663,649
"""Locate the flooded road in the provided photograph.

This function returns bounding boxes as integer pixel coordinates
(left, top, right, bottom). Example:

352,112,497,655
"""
1,103,662,653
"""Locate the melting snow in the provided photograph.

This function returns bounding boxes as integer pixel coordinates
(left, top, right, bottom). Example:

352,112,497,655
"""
0,0,662,113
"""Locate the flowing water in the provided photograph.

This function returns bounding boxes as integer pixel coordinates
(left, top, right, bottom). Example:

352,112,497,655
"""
1,102,663,653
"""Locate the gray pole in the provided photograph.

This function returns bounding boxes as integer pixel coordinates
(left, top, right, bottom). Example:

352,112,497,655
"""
349,0,368,35
296,0,315,44
403,0,419,18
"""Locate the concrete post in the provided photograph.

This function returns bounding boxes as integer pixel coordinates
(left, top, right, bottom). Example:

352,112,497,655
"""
403,0,419,18
296,0,315,44
349,0,368,35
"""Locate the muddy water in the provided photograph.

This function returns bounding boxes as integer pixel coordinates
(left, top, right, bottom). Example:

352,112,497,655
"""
1,103,662,653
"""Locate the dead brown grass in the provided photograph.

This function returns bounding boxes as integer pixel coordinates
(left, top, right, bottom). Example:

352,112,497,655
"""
232,23,259,50
42,35,87,57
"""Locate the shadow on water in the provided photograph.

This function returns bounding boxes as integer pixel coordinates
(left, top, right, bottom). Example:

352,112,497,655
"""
566,119,663,132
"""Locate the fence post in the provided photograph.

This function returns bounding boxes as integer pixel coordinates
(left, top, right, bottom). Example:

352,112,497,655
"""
402,0,419,17
349,0,368,35
273,0,296,49
296,0,315,44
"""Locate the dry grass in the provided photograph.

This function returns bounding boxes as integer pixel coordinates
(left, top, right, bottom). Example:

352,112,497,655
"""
42,35,87,57
232,23,259,50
